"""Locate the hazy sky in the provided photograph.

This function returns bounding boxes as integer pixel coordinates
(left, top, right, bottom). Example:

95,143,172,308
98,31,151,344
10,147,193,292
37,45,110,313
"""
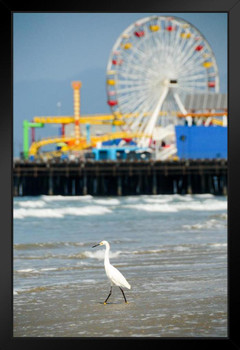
13,12,227,157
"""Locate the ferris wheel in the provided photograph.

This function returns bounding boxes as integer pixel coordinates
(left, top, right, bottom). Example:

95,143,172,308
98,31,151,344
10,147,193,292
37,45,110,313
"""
106,15,220,147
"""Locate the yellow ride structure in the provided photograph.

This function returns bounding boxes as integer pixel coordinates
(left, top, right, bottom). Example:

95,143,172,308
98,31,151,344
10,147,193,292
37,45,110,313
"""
25,81,227,159
27,81,149,158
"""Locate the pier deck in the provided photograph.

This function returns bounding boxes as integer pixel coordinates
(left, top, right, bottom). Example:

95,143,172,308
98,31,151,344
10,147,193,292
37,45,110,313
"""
13,159,227,196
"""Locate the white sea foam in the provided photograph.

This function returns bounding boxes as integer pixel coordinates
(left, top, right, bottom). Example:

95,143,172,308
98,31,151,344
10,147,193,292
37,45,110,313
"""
18,200,46,208
56,206,112,216
83,249,121,260
209,243,227,248
14,205,112,219
124,203,178,212
93,198,120,206
133,245,191,255
143,196,174,204
124,198,227,213
41,195,93,201
40,267,59,271
14,208,63,219
14,197,226,218
142,194,214,204
193,194,215,199
173,246,191,252
175,199,227,211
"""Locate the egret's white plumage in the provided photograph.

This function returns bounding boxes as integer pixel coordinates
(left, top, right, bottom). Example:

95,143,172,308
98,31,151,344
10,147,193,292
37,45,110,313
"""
92,240,131,303
105,263,131,289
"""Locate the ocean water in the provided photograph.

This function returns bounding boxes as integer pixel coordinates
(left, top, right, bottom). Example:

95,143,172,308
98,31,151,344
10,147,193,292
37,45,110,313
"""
13,194,227,337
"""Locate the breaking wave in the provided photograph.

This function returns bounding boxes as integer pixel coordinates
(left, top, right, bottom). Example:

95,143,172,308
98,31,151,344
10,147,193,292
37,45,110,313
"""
124,199,226,212
40,195,93,201
14,205,112,219
14,194,227,219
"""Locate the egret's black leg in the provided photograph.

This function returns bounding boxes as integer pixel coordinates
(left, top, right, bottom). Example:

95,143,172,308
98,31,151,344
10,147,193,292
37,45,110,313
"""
119,287,128,303
104,286,112,304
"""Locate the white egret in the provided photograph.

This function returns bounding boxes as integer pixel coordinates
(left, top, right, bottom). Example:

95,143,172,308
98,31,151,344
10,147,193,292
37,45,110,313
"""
92,240,131,304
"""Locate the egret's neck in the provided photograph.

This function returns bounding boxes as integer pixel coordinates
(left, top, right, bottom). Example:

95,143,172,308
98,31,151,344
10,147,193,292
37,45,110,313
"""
104,242,110,266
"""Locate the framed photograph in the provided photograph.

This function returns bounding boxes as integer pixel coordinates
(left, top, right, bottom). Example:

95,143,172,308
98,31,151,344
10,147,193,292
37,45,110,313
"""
1,0,239,348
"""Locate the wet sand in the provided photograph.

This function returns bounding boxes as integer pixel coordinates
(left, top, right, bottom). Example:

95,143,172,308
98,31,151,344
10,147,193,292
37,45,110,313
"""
14,277,227,337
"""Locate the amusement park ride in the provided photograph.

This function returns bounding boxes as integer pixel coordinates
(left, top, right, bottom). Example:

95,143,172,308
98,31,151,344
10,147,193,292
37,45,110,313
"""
23,16,227,161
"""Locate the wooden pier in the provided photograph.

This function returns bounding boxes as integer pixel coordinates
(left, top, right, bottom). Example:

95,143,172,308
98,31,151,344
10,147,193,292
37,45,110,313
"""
13,159,227,197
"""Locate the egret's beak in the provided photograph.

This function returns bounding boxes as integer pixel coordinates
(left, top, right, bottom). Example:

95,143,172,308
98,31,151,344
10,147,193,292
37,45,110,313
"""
92,243,100,248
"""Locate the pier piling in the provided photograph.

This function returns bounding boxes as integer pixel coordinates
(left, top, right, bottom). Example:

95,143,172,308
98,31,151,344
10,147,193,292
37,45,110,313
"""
117,176,122,196
152,172,157,195
83,174,87,195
